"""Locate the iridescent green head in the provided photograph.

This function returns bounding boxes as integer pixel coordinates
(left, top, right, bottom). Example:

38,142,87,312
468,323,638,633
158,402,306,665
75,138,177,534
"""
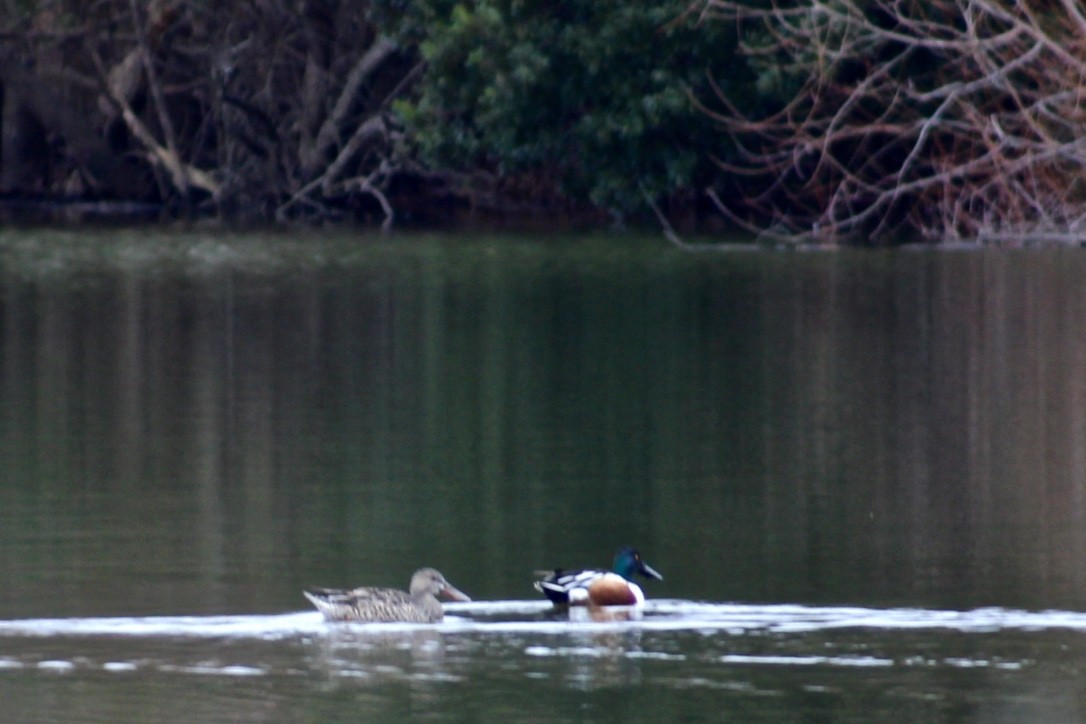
612,546,663,582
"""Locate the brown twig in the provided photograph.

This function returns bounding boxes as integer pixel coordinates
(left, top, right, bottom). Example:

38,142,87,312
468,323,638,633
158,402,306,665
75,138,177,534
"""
704,0,1086,242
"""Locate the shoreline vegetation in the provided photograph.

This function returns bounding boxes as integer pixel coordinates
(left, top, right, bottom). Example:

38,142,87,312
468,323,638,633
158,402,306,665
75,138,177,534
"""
1,1,1084,246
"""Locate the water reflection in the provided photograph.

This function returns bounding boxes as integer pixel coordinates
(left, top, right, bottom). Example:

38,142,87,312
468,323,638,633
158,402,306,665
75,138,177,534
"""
0,599,1084,719
526,626,646,691
3,231,1086,719
4,235,1086,616
566,605,644,624
305,627,455,713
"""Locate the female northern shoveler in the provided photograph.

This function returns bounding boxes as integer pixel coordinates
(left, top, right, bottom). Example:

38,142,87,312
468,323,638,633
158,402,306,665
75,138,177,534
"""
534,546,663,607
303,567,470,623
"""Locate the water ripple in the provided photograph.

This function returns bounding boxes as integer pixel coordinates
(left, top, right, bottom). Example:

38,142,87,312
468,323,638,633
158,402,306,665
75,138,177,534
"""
0,600,1083,640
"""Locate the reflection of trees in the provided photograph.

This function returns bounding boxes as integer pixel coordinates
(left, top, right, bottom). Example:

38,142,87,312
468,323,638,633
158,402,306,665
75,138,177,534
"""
4,242,1086,616
753,254,1086,608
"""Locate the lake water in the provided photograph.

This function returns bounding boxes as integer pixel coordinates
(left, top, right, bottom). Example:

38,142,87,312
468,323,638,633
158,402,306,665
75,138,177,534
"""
1,229,1086,721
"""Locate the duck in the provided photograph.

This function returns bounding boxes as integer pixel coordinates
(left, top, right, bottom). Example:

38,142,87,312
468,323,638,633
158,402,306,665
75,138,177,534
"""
534,546,663,607
303,567,471,623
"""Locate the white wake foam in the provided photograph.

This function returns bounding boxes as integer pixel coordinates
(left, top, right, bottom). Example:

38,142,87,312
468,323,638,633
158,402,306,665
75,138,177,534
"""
0,600,1082,640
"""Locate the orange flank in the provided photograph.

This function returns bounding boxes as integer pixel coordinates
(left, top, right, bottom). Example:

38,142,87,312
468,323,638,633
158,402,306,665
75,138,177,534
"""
586,573,644,606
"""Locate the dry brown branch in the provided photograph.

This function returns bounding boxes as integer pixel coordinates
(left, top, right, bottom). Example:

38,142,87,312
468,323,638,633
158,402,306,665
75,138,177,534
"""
277,114,391,221
128,2,177,162
88,41,220,198
705,0,1086,243
2,2,415,223
309,37,398,171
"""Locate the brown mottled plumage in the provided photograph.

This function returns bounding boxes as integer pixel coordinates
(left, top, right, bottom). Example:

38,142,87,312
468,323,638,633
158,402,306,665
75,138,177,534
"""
304,568,470,623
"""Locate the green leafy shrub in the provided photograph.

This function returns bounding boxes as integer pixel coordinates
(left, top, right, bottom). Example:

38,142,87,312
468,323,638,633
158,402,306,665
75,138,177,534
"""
380,0,756,215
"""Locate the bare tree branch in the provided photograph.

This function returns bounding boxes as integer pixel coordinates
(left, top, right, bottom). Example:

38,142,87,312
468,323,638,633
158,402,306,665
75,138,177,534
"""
88,40,220,198
4,2,419,224
705,0,1086,243
310,37,398,169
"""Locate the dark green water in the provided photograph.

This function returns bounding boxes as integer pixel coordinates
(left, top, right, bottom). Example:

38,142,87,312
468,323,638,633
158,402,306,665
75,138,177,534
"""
2,229,1086,721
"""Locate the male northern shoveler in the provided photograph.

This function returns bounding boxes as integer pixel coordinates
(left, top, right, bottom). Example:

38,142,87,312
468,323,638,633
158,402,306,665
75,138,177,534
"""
303,567,470,623
534,546,663,607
